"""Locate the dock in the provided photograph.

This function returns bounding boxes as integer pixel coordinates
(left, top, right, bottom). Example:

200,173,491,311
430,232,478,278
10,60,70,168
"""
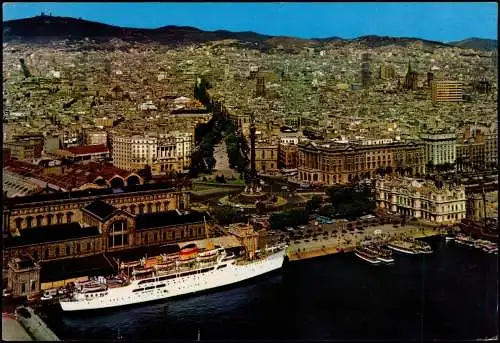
2,313,33,341
286,225,441,262
15,307,59,341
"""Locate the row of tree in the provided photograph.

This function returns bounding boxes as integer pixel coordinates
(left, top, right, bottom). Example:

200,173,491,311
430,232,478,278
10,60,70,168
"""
225,131,249,174
190,77,234,177
269,208,309,231
324,185,376,220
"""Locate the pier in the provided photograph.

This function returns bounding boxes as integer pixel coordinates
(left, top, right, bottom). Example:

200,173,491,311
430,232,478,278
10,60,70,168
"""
286,225,441,262
14,307,59,341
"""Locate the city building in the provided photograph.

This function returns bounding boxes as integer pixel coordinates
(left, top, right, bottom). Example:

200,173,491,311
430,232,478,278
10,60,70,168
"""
298,141,425,185
111,131,193,173
3,169,43,198
485,131,498,167
4,159,142,194
466,191,497,222
404,60,420,90
55,145,111,163
84,130,108,146
43,134,63,155
361,53,372,88
420,132,457,166
379,63,396,80
254,141,279,172
431,80,463,103
279,144,298,169
7,257,41,299
5,135,44,161
1,177,188,234
256,74,265,97
375,177,466,223
456,131,486,171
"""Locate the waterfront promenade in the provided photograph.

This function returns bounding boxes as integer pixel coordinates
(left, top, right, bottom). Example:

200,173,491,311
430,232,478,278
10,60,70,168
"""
286,224,441,262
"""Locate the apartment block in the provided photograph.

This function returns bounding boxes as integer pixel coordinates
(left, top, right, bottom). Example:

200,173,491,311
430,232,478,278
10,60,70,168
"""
431,80,463,103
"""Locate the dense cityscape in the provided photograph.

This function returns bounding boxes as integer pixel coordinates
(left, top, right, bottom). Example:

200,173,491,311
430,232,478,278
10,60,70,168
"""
2,3,498,341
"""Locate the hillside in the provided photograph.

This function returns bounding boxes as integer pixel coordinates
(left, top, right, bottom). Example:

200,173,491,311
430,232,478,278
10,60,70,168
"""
450,38,497,51
2,15,493,51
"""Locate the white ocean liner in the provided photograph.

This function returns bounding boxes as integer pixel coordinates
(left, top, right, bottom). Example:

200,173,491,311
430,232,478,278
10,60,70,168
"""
60,244,287,312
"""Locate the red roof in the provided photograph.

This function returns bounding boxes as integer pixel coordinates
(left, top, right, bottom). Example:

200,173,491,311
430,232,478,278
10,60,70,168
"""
65,145,109,156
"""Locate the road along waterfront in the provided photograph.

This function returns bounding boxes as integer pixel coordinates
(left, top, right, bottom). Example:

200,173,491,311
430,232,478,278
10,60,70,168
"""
284,224,442,261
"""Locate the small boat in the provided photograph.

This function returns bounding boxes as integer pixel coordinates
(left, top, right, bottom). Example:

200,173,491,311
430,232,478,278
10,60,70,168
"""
81,284,108,293
132,267,154,275
364,245,395,263
120,261,141,269
180,244,200,255
387,241,419,255
354,248,381,265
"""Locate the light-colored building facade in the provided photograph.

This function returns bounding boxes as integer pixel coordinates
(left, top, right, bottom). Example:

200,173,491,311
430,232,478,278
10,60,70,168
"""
298,141,425,185
254,141,279,172
485,132,498,167
255,143,279,172
111,131,193,173
431,80,463,103
85,130,108,146
420,132,457,166
376,178,466,224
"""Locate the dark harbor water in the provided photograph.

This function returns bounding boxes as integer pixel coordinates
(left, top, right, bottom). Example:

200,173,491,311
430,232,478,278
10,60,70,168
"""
42,237,498,341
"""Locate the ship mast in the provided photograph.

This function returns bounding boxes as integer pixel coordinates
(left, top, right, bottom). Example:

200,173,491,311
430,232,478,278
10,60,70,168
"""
204,216,214,249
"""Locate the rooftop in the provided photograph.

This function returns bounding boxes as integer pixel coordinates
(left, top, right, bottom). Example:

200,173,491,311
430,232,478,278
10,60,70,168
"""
135,210,210,231
40,254,114,283
4,222,100,248
63,145,109,155
5,182,176,207
82,200,117,221
106,244,181,263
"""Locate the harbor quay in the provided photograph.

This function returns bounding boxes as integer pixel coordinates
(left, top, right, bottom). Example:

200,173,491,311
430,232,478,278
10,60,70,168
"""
284,224,442,262
2,312,32,341
2,307,59,341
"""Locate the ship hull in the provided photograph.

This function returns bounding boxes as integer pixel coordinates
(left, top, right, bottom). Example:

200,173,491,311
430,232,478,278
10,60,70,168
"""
377,257,395,263
60,249,285,312
386,244,419,255
354,252,381,264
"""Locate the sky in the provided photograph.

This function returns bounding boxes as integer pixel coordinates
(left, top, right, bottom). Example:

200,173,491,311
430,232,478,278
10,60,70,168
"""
2,2,498,42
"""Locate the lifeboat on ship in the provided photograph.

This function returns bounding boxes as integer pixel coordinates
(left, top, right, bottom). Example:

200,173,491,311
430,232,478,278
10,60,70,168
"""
81,283,107,293
120,261,141,269
179,244,200,261
154,260,177,270
132,267,154,276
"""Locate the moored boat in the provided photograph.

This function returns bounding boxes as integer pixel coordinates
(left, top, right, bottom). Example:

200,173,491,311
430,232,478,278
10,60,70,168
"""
386,240,420,255
363,244,395,263
354,247,381,264
59,243,288,312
